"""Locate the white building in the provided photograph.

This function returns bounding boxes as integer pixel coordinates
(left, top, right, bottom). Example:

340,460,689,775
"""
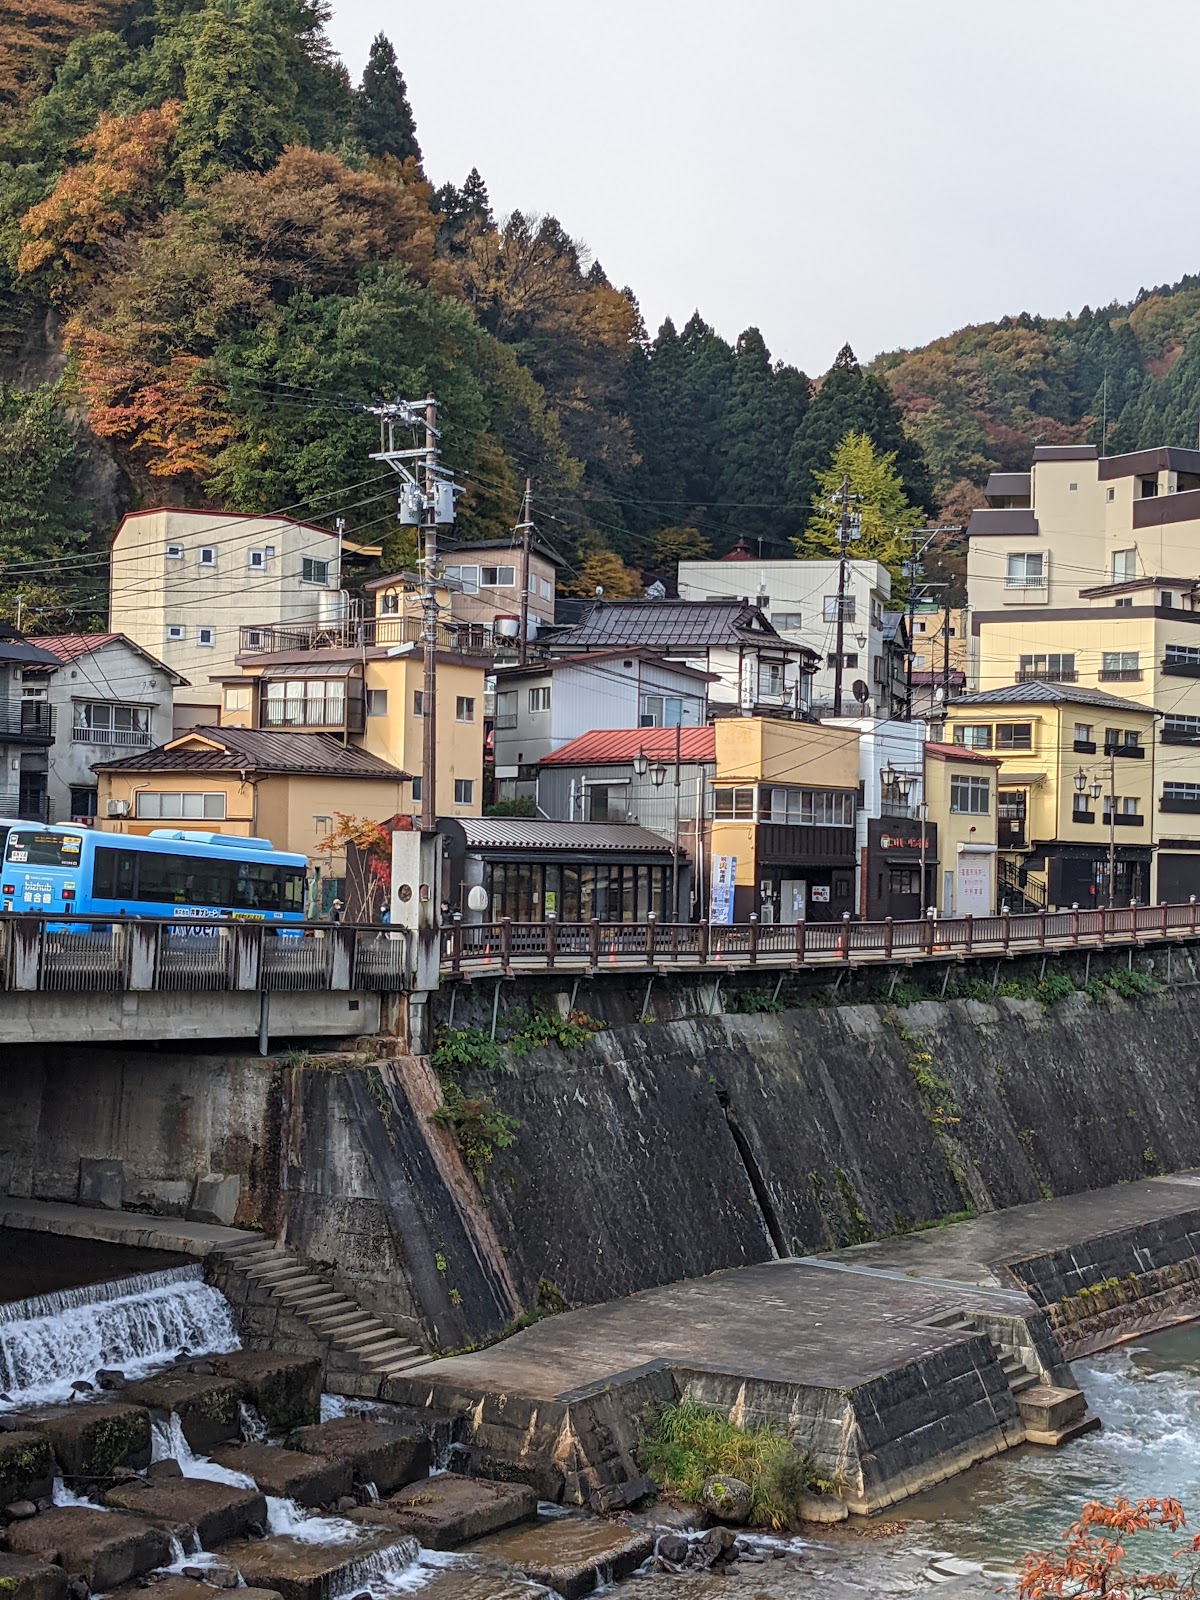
676,555,898,718
108,508,379,729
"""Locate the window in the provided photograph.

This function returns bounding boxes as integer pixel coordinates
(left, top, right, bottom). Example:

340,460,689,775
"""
73,703,151,746
1162,591,1175,608
911,654,927,669
224,687,252,713
888,867,921,896
411,776,422,801
248,550,265,570
1102,795,1140,820
379,591,400,615
495,690,517,729
456,695,476,722
824,652,858,668
1164,714,1200,742
1112,549,1137,582
640,694,683,727
1116,597,1133,609
527,687,551,713
413,690,424,717
301,557,329,585
539,576,553,601
1069,482,1078,491
1140,477,1158,498
995,723,1032,750
69,787,98,821
166,625,185,642
262,678,346,727
1005,552,1045,589
1074,722,1093,744
135,791,226,820
1164,783,1200,802
713,787,755,819
453,778,473,805
758,659,785,697
197,627,214,647
773,612,802,630
1105,727,1140,750
1165,644,1200,666
950,775,991,815
1106,487,1116,502
366,689,388,716
1100,650,1140,679
870,598,884,629
198,547,216,567
1073,791,1092,817
954,724,993,750
445,564,479,594
588,783,626,823
823,596,855,622
480,565,515,587
166,543,183,559
1018,652,1075,681
916,620,927,634
761,787,855,827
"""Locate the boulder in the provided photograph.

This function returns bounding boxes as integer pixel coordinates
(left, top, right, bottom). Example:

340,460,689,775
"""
8,1507,172,1592
349,1475,535,1549
6,1500,39,1519
700,1475,752,1525
123,1373,240,1452
208,1444,351,1508
103,1477,268,1549
207,1353,321,1432
14,1403,151,1478
286,1420,430,1495
0,1551,69,1600
0,1431,55,1506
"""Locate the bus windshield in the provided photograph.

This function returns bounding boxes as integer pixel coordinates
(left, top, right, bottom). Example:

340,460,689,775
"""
6,830,83,869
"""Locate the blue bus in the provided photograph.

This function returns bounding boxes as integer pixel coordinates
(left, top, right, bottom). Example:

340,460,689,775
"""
0,823,308,922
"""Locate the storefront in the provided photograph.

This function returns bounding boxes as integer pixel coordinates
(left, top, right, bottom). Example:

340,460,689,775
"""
1043,844,1153,908
864,816,938,921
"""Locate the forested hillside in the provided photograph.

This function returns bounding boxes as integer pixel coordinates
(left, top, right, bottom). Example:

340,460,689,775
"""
2,1,1200,627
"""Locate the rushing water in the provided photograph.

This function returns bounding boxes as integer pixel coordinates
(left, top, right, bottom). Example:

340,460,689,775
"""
0,1266,238,1407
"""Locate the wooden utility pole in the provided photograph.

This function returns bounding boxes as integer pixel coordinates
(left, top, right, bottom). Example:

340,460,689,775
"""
420,398,439,832
517,477,533,667
832,474,852,718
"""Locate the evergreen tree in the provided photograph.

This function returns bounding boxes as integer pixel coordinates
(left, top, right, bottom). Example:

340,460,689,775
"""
720,327,808,553
793,430,922,590
354,33,421,169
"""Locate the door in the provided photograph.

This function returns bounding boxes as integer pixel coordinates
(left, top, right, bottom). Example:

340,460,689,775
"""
780,878,806,923
998,789,1027,848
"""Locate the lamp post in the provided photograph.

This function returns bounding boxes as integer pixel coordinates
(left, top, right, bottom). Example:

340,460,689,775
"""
1076,764,1112,905
648,752,682,921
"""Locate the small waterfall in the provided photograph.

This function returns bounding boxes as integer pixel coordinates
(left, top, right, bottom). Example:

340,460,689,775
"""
325,1535,421,1596
360,1481,379,1504
0,1268,238,1409
320,1393,351,1422
52,1478,109,1509
152,1413,255,1489
265,1498,363,1545
239,1400,268,1443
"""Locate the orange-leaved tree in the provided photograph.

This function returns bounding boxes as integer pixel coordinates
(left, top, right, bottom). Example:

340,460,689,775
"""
1020,1497,1200,1598
318,814,393,923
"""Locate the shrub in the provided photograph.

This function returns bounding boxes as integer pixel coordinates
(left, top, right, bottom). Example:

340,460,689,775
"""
432,1025,502,1076
506,1009,604,1056
429,1083,518,1184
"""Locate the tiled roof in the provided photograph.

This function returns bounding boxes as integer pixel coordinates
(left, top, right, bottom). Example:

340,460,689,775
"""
445,817,673,854
923,741,1002,765
494,647,716,683
547,599,793,652
948,681,1152,714
538,727,717,766
34,632,187,683
93,725,410,779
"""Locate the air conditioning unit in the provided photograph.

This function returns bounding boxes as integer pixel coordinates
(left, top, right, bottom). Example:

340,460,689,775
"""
107,799,129,818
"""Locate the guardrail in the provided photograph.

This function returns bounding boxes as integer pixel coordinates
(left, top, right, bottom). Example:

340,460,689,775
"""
0,916,409,995
441,901,1200,977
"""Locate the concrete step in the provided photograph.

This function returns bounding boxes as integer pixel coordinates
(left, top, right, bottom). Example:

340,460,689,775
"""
336,1329,406,1354
363,1352,427,1373
373,1354,434,1376
360,1341,425,1365
1010,1371,1040,1395
279,1292,346,1314
247,1263,309,1284
274,1284,340,1306
223,1244,279,1267
310,1313,377,1334
259,1273,325,1293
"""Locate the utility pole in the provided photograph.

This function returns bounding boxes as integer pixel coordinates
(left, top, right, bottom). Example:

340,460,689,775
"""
672,720,682,922
941,592,952,706
1107,747,1117,909
832,474,857,718
516,477,533,668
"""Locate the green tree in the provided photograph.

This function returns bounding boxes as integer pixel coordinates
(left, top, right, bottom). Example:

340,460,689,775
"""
354,33,421,168
720,326,808,553
793,430,923,590
0,380,91,625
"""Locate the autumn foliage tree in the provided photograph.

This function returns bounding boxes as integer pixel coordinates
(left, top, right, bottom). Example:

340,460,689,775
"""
319,813,393,922
0,0,123,108
1020,1497,1200,1598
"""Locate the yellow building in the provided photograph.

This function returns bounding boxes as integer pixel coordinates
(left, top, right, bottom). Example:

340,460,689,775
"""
218,643,487,821
921,743,1001,916
708,717,860,923
940,683,1159,910
971,575,1200,899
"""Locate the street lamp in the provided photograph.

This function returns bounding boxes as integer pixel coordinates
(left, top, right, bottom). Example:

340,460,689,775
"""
649,761,667,788
632,750,648,778
1074,768,1087,794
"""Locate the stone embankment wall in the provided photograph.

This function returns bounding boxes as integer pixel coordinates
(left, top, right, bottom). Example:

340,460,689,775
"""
8,964,1200,1344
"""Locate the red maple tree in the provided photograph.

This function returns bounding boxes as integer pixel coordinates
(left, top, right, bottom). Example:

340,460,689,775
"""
1020,1498,1200,1598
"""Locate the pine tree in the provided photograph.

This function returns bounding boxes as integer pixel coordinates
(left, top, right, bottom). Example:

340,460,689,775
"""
354,33,422,169
720,327,809,553
793,430,923,590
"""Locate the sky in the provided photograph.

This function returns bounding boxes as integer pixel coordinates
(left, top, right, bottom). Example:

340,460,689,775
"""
324,0,1200,377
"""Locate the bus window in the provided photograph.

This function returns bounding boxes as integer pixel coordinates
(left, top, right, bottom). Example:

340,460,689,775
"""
234,861,282,911
92,845,136,901
7,830,83,869
282,869,306,914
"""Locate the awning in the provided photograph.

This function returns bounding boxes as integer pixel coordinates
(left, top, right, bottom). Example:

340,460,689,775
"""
258,661,362,679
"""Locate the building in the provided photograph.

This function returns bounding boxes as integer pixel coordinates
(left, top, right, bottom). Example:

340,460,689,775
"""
215,640,487,824
965,444,1200,615
544,599,816,717
0,628,65,820
825,717,930,920
922,743,1000,917
108,508,380,729
29,634,185,826
677,556,896,718
439,538,563,643
438,816,678,923
93,726,409,895
534,726,716,917
708,717,860,923
491,649,713,800
939,682,1159,910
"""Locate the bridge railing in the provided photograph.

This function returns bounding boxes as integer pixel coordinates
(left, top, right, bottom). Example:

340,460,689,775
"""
441,899,1200,974
0,917,410,995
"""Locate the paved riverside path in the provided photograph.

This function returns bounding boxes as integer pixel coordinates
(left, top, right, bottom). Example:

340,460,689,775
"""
398,1173,1200,1402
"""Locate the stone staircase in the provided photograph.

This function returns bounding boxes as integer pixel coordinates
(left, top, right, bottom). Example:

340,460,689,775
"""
214,1235,434,1385
926,1308,1039,1394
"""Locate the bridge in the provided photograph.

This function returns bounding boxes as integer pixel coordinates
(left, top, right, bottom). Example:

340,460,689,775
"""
0,900,1194,1046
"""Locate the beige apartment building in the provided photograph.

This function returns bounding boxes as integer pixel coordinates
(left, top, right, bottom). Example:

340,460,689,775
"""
108,508,380,728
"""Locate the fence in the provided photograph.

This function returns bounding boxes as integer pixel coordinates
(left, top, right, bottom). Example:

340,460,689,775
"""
442,900,1200,976
0,917,409,995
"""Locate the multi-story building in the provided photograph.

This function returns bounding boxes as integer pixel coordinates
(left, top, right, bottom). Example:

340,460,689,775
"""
108,508,379,728
922,742,1000,917
825,717,930,920
439,538,562,643
544,599,817,718
491,648,713,801
676,555,898,717
30,634,184,825
939,682,1158,910
0,628,65,820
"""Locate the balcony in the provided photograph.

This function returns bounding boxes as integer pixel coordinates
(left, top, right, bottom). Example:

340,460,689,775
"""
239,617,491,657
1072,809,1096,824
0,703,54,743
1161,656,1200,677
1104,742,1145,759
1016,668,1077,683
1105,813,1145,827
72,724,152,749
1161,796,1200,814
1098,669,1143,682
1073,739,1097,754
1163,728,1200,745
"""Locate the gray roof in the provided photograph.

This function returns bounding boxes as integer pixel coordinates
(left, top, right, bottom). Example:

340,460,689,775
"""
984,471,1031,496
546,599,797,653
94,726,411,779
881,611,907,645
966,507,1039,537
948,681,1152,715
443,817,673,855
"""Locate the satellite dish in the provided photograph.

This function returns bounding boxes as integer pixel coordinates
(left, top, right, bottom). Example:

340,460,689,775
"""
852,679,870,704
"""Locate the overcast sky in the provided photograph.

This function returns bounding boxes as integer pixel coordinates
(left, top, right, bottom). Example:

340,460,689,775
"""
324,0,1200,376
